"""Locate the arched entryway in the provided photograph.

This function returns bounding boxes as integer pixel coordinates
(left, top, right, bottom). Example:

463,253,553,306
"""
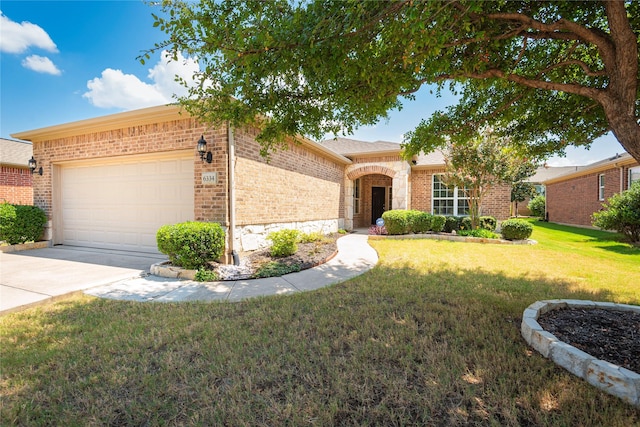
345,163,410,229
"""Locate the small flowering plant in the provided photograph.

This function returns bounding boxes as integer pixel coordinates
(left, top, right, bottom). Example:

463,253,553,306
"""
368,225,388,235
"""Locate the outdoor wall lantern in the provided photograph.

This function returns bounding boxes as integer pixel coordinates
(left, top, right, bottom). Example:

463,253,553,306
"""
197,135,213,163
28,156,43,175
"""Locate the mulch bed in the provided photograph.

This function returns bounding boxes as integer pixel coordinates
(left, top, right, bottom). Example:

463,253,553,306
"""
537,307,640,373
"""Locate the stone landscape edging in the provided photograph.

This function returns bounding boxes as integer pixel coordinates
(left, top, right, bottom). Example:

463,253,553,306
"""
521,299,640,407
0,241,51,253
369,233,536,245
151,248,339,281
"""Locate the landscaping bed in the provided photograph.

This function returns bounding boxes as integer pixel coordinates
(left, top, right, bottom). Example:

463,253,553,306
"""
538,307,640,373
154,233,340,281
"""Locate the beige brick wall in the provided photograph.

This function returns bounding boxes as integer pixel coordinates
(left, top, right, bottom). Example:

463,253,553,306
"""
32,117,228,225
234,126,345,226
0,166,33,205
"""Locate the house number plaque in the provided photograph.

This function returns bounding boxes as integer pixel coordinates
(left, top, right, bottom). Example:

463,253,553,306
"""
202,172,218,185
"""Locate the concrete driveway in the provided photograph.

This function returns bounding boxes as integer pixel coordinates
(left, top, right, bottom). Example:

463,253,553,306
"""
0,246,166,314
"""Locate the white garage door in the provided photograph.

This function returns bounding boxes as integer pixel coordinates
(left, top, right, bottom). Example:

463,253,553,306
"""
60,154,194,253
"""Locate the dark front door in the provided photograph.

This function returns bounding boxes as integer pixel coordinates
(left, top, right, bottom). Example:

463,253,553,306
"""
371,186,386,224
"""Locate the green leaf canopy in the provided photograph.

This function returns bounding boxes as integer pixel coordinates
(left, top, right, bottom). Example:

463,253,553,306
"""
145,0,640,161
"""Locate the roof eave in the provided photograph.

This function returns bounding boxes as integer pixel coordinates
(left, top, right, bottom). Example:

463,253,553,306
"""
544,155,637,185
11,104,186,143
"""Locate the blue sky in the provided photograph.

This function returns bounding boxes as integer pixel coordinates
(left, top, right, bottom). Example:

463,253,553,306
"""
1,1,625,166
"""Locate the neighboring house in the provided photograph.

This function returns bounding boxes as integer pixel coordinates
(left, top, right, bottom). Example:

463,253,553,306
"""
544,153,639,227
0,138,34,205
12,105,511,260
514,165,585,216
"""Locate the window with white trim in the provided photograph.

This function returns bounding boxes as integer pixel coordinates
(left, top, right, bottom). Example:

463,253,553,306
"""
353,178,361,214
598,174,605,201
432,174,469,216
629,167,640,189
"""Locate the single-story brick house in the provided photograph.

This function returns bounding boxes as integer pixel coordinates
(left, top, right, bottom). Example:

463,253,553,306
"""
513,165,585,216
544,152,639,227
12,104,511,261
0,138,34,205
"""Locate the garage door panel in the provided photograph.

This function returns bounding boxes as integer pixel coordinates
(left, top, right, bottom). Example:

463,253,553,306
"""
61,155,194,253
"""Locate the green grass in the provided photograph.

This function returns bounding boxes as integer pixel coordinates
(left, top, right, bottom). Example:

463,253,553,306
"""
1,221,639,425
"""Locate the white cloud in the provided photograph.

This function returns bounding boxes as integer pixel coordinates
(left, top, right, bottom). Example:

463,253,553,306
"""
21,55,61,75
0,11,58,54
83,51,201,110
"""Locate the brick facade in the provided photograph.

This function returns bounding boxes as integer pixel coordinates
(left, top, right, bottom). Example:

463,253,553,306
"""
547,168,624,227
410,167,511,220
234,126,345,226
0,166,33,205
31,116,222,222
545,154,639,227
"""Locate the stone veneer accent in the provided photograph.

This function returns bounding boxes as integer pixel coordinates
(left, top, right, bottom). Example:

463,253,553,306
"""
521,300,640,408
236,218,343,252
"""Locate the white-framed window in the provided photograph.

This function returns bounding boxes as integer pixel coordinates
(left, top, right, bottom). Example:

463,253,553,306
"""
629,167,640,189
598,174,605,201
353,178,361,215
432,174,469,216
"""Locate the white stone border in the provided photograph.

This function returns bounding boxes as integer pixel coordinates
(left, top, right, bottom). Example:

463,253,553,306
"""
521,300,640,407
369,233,536,245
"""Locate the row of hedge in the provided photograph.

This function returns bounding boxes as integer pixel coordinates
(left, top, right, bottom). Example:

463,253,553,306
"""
380,210,532,240
380,210,497,235
0,203,47,245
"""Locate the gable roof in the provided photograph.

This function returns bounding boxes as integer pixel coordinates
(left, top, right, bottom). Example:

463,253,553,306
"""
528,165,586,183
319,137,402,156
0,138,32,168
319,137,446,166
543,153,637,184
10,105,351,165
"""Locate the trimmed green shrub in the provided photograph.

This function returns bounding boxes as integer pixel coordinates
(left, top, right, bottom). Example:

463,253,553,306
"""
479,216,497,231
156,221,225,269
458,228,500,239
431,215,446,232
411,211,432,233
299,231,325,243
592,182,640,243
0,203,47,245
382,210,410,235
267,229,300,257
500,219,533,240
528,195,546,218
444,216,461,233
460,217,473,231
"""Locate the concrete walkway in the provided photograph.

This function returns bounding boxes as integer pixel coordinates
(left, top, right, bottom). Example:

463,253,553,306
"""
85,233,378,303
1,233,377,314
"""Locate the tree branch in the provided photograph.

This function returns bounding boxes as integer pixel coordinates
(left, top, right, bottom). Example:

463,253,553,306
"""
434,68,605,101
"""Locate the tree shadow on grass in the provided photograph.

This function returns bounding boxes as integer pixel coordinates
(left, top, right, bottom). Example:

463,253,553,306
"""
1,265,638,426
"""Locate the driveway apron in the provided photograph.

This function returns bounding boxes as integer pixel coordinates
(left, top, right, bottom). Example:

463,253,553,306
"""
0,246,165,314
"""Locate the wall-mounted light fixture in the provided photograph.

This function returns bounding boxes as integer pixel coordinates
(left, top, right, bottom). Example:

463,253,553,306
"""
197,135,213,163
28,156,43,175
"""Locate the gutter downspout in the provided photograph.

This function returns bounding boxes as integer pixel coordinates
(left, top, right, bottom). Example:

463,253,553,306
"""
228,123,239,265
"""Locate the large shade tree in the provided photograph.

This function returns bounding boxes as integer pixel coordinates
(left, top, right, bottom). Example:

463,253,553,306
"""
145,0,640,161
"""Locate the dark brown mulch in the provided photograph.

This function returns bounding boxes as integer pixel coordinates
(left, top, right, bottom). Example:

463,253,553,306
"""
239,234,339,274
537,307,640,373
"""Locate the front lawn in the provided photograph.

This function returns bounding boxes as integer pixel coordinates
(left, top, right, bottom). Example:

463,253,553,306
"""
1,221,639,425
